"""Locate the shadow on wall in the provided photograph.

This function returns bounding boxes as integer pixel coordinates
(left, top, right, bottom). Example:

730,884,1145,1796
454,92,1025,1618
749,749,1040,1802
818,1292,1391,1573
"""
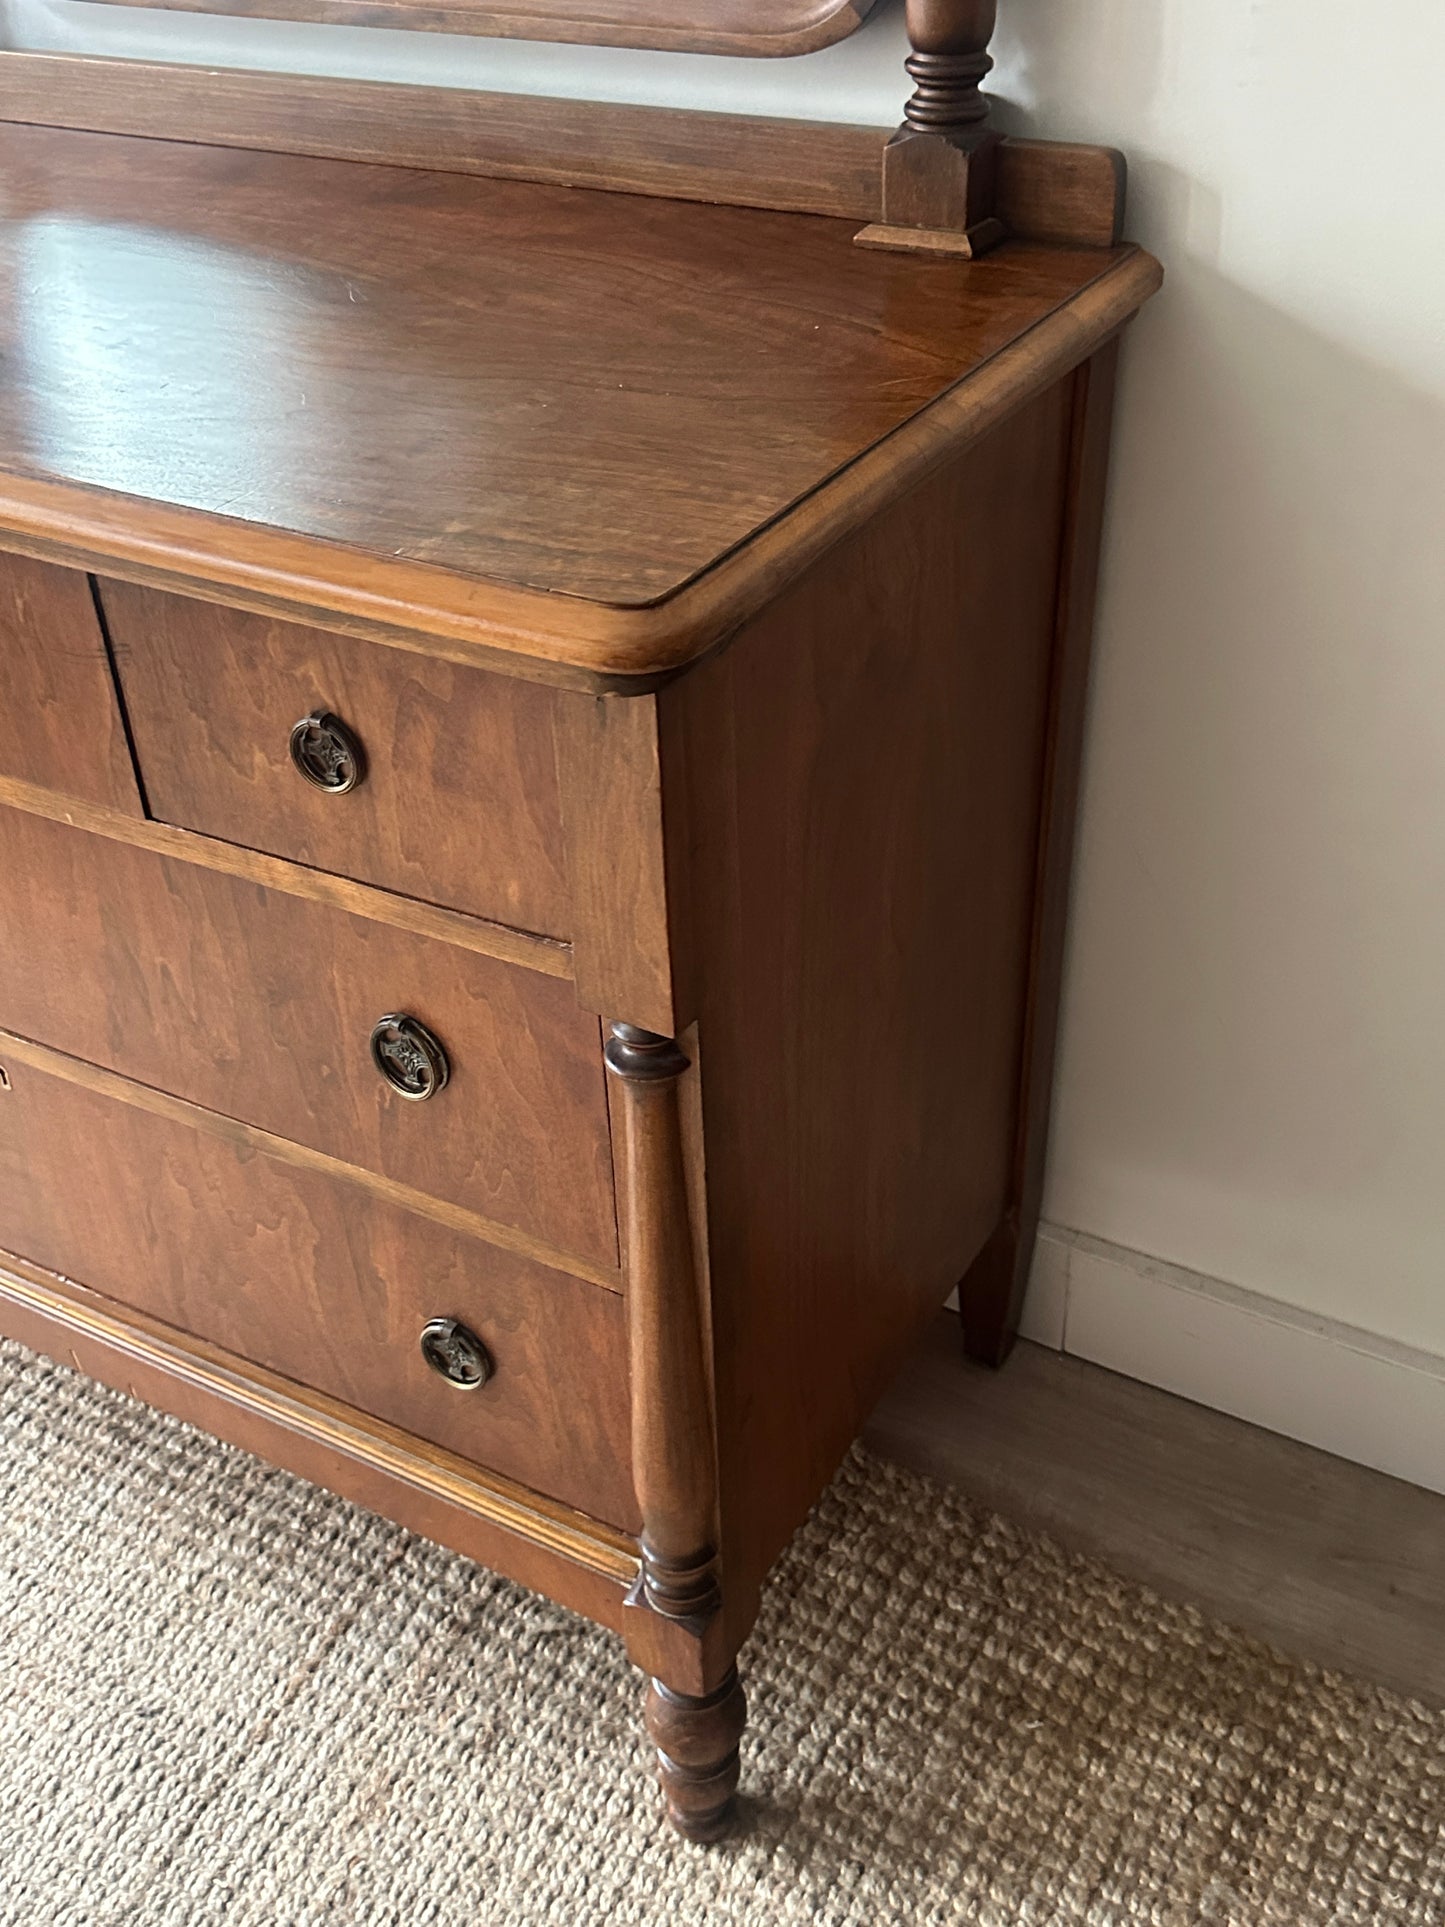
980,0,1445,1349
990,0,1167,145
1044,234,1445,1340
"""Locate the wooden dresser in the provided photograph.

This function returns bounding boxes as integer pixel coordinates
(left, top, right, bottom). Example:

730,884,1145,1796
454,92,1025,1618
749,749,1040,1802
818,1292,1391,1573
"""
0,31,1159,1839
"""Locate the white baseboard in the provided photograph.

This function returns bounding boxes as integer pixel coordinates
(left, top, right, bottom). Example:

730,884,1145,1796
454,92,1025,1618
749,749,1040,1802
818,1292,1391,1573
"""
1012,1225,1445,1497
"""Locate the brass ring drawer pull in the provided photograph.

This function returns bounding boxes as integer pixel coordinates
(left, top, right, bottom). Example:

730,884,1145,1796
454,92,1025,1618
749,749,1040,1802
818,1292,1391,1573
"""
419,1317,493,1390
370,1013,450,1101
289,709,366,793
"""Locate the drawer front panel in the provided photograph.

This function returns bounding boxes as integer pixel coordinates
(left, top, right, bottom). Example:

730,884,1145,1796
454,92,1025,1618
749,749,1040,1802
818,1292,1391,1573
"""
0,1053,638,1530
0,806,617,1270
0,554,142,814
98,580,571,934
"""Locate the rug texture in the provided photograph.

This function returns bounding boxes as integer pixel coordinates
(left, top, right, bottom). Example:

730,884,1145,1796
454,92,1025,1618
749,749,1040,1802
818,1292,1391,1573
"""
1,1338,1442,1927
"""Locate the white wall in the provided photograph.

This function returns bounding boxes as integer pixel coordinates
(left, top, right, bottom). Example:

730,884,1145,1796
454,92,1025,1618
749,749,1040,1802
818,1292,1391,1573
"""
992,1,1445,1492
8,0,1445,1482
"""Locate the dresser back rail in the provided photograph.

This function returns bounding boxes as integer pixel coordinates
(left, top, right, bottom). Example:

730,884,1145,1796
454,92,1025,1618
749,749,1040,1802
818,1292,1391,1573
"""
0,51,1122,247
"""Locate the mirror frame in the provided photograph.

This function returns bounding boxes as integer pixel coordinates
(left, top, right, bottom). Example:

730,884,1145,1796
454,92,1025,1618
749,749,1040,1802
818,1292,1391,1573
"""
76,0,884,55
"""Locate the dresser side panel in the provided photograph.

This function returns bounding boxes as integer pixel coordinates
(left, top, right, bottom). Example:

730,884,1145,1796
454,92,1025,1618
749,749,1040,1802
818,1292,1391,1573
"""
663,382,1074,1606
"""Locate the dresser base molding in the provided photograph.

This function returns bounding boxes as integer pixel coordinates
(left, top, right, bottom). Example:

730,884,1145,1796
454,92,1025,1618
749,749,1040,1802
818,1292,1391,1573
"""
0,1251,638,1625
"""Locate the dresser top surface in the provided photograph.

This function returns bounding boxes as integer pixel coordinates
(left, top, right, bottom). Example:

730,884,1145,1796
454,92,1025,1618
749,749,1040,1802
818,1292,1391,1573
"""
0,123,1135,620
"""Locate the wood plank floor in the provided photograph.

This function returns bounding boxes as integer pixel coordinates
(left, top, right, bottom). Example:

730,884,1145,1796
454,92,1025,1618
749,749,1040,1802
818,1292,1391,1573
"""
864,1313,1445,1707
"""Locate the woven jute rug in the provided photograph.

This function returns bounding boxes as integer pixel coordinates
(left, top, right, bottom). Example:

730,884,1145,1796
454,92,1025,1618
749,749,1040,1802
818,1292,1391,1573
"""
2,1339,1442,1927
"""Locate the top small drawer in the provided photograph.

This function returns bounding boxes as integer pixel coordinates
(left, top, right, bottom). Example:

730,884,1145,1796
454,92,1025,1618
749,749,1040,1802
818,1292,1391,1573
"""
97,581,572,936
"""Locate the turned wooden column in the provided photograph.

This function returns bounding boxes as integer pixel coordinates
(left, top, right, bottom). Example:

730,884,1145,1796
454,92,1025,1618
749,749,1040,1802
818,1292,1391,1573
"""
857,0,1006,257
903,0,998,138
605,1022,744,1843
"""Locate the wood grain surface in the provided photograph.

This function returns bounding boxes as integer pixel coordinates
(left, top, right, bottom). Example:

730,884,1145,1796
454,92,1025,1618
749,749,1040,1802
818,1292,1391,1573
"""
0,259,1159,685
0,805,618,1269
556,691,681,1036
0,124,1135,612
100,578,573,936
0,551,141,813
0,1053,638,1527
0,772,572,981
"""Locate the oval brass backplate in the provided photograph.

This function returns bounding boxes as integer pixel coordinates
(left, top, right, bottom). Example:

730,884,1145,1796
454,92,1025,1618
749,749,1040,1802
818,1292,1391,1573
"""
289,710,366,794
369,1013,450,1101
420,1317,492,1390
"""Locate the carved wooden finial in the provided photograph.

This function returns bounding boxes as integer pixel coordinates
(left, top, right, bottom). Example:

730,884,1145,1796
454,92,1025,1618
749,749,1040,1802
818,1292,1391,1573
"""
902,0,998,141
856,0,1006,259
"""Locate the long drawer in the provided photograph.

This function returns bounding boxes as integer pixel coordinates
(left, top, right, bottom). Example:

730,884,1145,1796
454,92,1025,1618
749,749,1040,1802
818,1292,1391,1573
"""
0,805,617,1272
0,1051,638,1531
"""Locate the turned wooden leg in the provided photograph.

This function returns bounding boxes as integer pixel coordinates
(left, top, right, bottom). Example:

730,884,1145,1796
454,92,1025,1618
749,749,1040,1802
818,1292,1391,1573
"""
643,1667,747,1842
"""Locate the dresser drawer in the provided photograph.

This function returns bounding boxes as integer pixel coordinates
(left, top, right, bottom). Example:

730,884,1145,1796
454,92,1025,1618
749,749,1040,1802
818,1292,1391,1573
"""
0,1052,638,1530
0,553,143,814
0,806,616,1271
97,580,571,934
